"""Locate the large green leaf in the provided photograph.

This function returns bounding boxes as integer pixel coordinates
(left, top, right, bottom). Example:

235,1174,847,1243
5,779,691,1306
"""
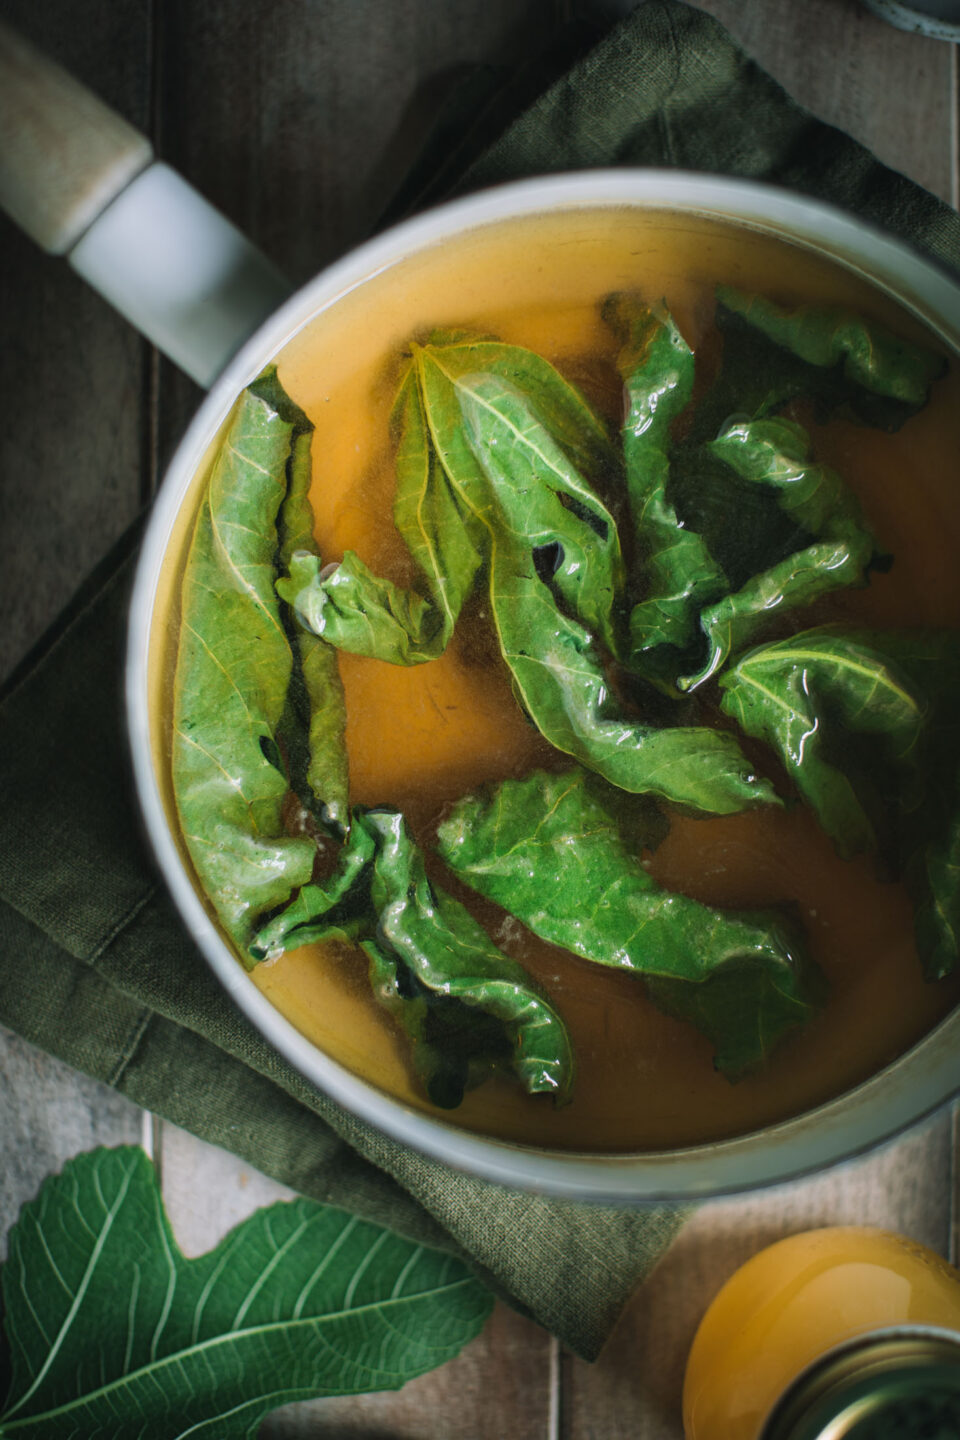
278,369,486,665
689,287,946,442
391,366,485,646
719,628,960,979
718,629,927,858
457,378,779,815
172,382,317,956
0,1148,492,1439
716,286,947,416
856,631,960,981
452,371,625,655
252,808,573,1109
679,417,880,689
277,332,616,668
603,295,726,685
278,547,447,664
436,768,821,1076
416,331,618,484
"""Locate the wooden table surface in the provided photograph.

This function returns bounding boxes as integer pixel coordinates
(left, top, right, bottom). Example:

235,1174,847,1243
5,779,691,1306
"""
2,2,959,1436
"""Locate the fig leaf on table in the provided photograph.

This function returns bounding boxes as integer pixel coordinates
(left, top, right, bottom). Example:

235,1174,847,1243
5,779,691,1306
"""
252,807,574,1109
0,1148,492,1439
436,767,822,1077
719,627,960,978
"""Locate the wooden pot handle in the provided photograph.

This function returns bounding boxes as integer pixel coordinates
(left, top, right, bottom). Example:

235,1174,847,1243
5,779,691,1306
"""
0,20,152,255
0,21,291,386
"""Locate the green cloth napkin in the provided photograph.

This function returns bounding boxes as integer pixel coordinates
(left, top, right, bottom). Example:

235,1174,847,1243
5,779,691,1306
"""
4,0,960,1361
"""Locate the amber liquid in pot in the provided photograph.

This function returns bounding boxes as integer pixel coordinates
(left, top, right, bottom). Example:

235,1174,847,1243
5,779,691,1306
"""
157,208,960,1152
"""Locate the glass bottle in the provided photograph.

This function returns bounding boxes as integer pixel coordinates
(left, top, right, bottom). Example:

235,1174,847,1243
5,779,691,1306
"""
682,1226,960,1440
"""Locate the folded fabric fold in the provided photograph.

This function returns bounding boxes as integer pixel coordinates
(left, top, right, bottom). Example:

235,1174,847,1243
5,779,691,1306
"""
3,0,960,1360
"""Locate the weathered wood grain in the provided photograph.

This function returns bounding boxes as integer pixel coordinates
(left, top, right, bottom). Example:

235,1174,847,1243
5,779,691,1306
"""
151,0,570,473
0,0,152,682
697,0,955,203
0,1024,143,1260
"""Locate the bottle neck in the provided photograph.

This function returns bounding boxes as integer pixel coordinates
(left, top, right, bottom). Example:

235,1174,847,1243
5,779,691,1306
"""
760,1327,960,1440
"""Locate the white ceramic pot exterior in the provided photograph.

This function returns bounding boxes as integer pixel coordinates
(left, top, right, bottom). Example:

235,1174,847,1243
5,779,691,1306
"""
125,170,960,1202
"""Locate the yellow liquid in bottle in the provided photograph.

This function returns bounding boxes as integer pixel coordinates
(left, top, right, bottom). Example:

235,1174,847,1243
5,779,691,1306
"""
682,1226,960,1440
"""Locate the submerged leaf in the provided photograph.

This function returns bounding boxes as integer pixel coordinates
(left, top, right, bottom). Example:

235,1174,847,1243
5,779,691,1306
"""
359,808,573,1107
690,287,947,442
716,287,947,414
0,1147,491,1438
680,417,880,688
253,809,573,1108
719,628,960,979
172,382,317,955
719,629,927,857
437,768,821,1076
861,632,960,980
911,814,960,981
279,333,616,670
604,295,726,684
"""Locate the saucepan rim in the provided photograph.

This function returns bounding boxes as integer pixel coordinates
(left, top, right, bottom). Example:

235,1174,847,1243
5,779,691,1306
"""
126,168,960,1202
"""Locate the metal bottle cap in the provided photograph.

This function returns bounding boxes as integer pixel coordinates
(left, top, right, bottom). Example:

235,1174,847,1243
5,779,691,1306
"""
760,1327,960,1440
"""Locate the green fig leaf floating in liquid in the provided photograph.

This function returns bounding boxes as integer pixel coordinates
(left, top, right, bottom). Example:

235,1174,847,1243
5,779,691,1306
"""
172,379,319,957
603,294,727,687
416,331,618,484
688,286,947,443
719,627,960,979
392,365,486,646
279,547,448,664
436,767,822,1077
716,286,948,417
719,629,927,858
450,369,625,656
281,342,774,815
0,1147,492,1438
457,373,779,814
848,631,960,981
252,808,573,1109
264,369,349,830
277,333,617,665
